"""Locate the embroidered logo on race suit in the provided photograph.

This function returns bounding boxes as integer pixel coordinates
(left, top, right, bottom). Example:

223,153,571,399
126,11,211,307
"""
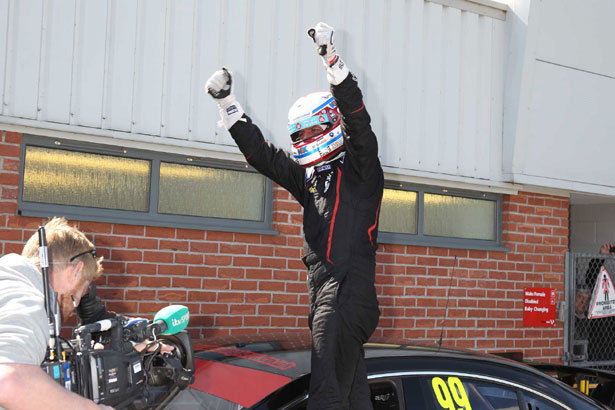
226,105,238,115
323,172,333,194
316,164,331,173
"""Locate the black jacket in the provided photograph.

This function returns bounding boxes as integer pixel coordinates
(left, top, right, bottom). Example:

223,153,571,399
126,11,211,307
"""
229,74,384,286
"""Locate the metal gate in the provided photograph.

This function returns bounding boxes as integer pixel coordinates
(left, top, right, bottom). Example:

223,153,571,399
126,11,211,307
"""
565,252,615,369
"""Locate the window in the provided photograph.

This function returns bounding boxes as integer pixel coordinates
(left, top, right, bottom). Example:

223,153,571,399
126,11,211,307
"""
403,375,521,410
378,183,504,251
19,135,274,234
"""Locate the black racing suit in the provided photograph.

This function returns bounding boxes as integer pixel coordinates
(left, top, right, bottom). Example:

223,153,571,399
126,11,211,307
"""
228,73,383,409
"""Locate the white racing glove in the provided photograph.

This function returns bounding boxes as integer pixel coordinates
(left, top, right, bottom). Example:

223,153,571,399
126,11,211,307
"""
308,22,349,85
205,67,245,130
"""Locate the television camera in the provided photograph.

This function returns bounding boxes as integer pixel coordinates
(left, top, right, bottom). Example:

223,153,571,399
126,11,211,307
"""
37,227,195,409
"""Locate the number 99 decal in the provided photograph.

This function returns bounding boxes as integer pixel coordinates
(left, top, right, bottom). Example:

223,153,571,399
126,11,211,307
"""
431,377,473,410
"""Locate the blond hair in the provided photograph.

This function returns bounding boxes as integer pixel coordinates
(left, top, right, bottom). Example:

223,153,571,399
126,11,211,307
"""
22,217,103,283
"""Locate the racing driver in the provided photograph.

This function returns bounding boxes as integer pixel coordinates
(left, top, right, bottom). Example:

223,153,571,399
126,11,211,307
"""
206,22,383,409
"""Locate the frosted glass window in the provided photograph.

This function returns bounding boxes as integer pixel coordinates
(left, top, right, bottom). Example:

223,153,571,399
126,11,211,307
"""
424,193,496,240
158,162,265,221
380,189,417,234
23,146,150,211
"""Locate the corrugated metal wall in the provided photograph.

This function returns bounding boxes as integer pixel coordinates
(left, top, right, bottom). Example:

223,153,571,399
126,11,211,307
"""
0,0,507,182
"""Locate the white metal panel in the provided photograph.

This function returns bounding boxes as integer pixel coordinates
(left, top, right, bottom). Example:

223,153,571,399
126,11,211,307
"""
474,15,492,179
191,0,222,145
70,0,107,127
381,0,409,167
535,0,615,78
102,0,138,132
0,0,510,189
0,0,9,115
38,0,75,124
522,61,615,187
161,0,193,138
420,1,443,174
457,11,479,178
489,19,505,182
132,0,166,136
5,0,43,119
401,0,425,171
438,6,462,175
244,0,275,141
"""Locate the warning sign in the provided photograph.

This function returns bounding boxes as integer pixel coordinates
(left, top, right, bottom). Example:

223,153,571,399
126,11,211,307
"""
523,287,556,327
588,266,615,319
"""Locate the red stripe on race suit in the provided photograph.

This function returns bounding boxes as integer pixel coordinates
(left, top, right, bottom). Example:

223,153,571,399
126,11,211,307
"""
351,103,365,114
368,200,381,247
326,168,342,264
190,359,291,407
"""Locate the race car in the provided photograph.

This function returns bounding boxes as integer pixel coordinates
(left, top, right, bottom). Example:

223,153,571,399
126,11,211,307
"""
157,332,615,410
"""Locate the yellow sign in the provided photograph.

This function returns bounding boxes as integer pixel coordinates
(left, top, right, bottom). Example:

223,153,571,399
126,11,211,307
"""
432,376,473,410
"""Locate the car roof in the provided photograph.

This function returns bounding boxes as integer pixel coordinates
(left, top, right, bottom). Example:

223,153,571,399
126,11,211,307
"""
189,332,600,408
193,331,549,379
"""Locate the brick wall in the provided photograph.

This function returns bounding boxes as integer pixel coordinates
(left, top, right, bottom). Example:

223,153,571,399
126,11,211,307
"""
0,130,569,362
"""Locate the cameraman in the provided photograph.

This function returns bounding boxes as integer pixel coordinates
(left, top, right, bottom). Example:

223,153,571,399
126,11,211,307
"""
0,217,113,410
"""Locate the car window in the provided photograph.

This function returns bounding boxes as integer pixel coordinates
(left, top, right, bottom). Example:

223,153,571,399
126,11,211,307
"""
403,375,521,410
370,380,401,409
521,391,566,410
162,388,242,410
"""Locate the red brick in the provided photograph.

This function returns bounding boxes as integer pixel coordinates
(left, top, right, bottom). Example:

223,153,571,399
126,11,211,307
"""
234,233,262,244
146,226,176,238
141,276,171,288
230,304,256,315
190,241,219,253
159,264,188,275
207,231,234,242
220,244,247,254
138,302,169,314
0,144,20,158
248,245,274,256
111,249,142,261
219,267,245,279
177,228,205,240
259,305,284,315
230,280,257,290
217,292,244,303
205,255,232,266
272,317,296,327
112,224,144,236
245,317,269,327
175,253,203,264
0,201,17,213
189,265,217,277
127,237,157,249
107,274,139,287
246,268,273,279
203,279,230,290
0,228,21,241
246,293,271,303
160,239,189,251
1,187,17,200
172,277,201,288
157,290,187,301
126,263,156,275
96,235,127,248
144,251,173,263
125,290,156,300
188,291,216,302
4,132,22,144
0,172,18,186
259,281,285,292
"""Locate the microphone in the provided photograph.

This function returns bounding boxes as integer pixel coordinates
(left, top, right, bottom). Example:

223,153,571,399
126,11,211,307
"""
75,318,118,335
146,305,189,338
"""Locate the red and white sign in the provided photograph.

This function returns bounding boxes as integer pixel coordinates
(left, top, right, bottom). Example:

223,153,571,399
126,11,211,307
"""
523,287,556,327
588,266,615,319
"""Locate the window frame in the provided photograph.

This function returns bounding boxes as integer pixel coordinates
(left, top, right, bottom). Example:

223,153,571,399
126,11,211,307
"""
18,135,276,235
378,181,507,251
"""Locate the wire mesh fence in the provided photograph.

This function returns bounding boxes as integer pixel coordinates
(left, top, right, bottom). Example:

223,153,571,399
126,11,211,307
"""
567,253,615,370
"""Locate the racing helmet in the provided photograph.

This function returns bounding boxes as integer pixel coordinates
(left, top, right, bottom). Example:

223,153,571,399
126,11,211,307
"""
288,91,344,167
